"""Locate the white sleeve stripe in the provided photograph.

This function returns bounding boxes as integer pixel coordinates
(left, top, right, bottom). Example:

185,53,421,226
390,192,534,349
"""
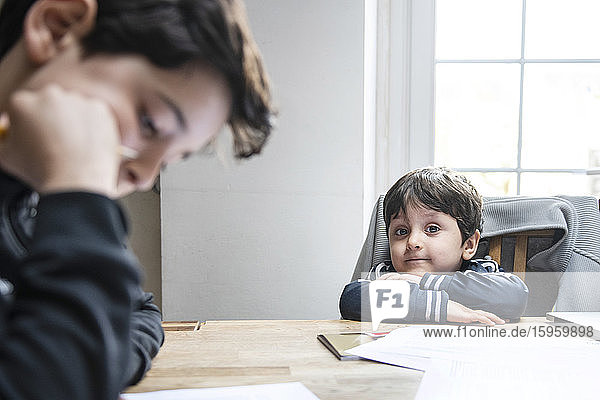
426,291,432,321
433,275,446,291
424,274,435,289
434,292,441,322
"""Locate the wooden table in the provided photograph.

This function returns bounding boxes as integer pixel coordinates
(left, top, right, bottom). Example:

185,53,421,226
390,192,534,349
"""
125,318,549,399
125,320,422,399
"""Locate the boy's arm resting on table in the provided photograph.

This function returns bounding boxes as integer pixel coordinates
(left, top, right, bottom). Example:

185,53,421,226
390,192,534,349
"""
339,280,449,323
125,290,164,387
419,271,529,320
340,274,512,325
0,192,140,400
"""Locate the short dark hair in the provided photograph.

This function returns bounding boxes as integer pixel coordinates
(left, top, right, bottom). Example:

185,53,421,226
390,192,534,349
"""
383,167,482,243
0,0,274,158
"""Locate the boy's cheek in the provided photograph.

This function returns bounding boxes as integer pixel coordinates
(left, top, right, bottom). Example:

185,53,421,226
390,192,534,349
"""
389,245,403,265
390,238,408,252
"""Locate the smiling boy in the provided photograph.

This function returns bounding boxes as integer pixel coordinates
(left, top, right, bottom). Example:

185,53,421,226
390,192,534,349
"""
340,167,528,325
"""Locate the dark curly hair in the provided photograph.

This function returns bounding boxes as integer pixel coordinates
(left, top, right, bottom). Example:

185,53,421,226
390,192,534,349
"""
0,0,275,158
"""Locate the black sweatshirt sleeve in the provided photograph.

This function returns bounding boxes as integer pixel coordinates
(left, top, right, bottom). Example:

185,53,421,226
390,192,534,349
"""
0,192,140,400
339,280,449,323
420,271,529,319
124,289,164,387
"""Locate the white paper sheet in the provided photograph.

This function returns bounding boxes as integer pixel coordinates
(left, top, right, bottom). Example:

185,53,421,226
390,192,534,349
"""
347,325,600,399
347,325,600,366
122,382,320,400
415,358,600,400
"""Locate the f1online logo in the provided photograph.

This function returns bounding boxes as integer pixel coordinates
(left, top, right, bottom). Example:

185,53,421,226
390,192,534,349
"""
369,281,410,331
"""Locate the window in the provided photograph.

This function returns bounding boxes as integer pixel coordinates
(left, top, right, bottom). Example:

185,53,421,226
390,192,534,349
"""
434,0,600,196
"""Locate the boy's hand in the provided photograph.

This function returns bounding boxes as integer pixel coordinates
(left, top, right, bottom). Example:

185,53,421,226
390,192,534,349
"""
378,272,422,284
447,300,506,326
0,85,120,197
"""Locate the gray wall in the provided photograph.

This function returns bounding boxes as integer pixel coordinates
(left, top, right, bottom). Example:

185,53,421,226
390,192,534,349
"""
160,0,366,321
121,191,162,309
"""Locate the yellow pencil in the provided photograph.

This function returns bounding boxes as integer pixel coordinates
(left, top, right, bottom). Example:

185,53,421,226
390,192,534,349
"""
118,145,139,160
0,113,7,138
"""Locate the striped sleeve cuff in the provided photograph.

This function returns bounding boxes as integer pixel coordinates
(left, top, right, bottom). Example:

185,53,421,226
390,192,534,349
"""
412,289,449,323
420,273,453,292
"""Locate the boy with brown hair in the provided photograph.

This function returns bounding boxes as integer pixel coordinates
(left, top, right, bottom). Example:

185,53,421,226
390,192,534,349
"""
0,0,274,398
340,167,528,325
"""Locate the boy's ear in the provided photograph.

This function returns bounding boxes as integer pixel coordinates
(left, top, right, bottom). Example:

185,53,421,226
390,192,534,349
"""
461,229,481,261
23,0,97,65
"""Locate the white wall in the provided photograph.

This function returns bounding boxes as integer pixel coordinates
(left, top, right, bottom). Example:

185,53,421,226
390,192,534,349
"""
161,0,366,320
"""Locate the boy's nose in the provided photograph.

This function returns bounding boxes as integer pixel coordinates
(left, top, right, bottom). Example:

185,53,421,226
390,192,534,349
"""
119,149,167,193
127,161,162,192
406,233,423,250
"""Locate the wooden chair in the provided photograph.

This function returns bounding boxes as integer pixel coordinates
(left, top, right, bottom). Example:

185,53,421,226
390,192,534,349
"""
486,230,556,280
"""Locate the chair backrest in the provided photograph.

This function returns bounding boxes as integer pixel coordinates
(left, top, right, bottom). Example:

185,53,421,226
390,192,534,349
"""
351,195,387,281
486,230,555,281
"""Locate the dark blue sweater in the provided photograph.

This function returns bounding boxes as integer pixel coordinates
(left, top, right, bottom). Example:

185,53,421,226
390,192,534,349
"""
0,171,163,399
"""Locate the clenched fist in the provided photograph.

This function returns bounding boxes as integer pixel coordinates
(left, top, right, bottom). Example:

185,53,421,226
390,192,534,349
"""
0,85,121,197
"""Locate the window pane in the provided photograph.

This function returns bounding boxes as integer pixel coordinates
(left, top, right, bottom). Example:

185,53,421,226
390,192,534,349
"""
435,64,521,169
436,0,522,60
521,64,600,169
461,172,517,196
520,173,597,196
525,0,600,59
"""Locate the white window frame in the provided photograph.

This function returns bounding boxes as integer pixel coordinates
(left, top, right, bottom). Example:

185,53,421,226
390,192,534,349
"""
363,0,435,234
365,0,435,194
368,0,600,204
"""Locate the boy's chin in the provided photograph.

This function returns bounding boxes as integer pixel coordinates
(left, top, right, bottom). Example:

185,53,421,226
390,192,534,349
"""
394,264,429,276
395,261,461,275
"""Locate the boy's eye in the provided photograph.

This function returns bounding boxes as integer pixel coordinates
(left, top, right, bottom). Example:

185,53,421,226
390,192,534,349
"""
140,113,160,138
395,228,409,236
425,225,440,233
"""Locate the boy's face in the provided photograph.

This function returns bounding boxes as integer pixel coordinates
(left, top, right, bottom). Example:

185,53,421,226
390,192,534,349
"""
22,46,232,197
388,205,479,275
